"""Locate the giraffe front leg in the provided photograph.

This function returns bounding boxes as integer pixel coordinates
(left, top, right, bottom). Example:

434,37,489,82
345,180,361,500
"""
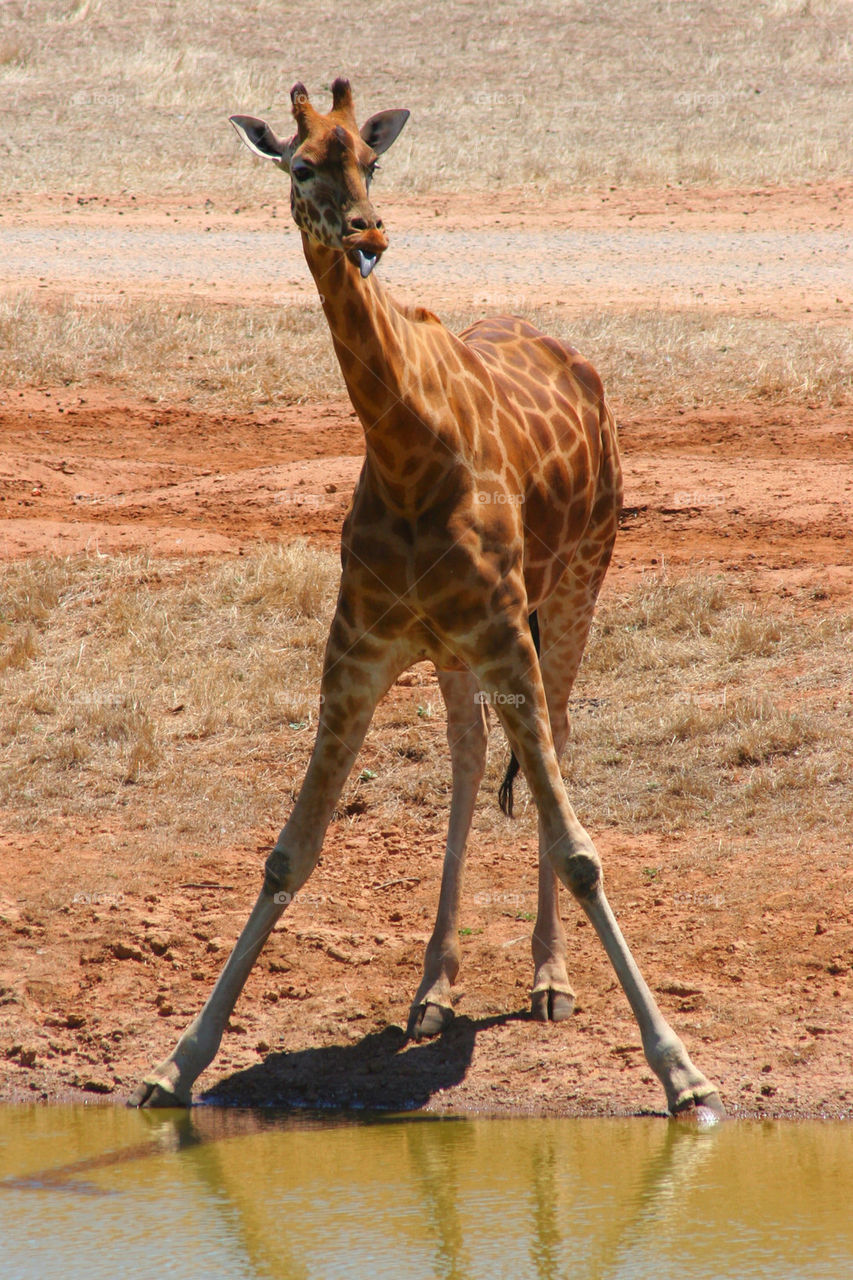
129,635,402,1107
129,887,286,1107
407,669,488,1039
479,630,724,1119
579,887,725,1120
541,807,723,1117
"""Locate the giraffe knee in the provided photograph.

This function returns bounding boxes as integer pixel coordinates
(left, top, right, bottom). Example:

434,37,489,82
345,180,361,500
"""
263,847,292,899
263,842,317,901
548,841,602,900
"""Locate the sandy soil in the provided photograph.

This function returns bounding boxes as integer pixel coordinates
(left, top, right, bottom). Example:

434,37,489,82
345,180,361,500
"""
0,186,850,1119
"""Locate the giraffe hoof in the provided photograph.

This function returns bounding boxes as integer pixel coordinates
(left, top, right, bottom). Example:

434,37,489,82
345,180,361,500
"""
671,1090,726,1125
531,989,575,1023
407,1002,454,1040
127,1077,191,1109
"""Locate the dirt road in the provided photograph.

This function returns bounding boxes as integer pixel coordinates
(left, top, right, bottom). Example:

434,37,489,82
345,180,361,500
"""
1,183,850,314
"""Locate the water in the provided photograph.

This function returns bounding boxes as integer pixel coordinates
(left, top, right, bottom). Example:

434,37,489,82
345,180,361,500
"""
0,1107,850,1279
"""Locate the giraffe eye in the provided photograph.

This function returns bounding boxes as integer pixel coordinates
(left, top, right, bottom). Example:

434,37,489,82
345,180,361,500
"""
291,162,314,183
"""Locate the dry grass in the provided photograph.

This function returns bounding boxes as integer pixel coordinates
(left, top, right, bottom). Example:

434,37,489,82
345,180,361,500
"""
0,292,342,408
0,545,338,848
2,290,850,411
557,571,852,840
1,1,850,197
2,552,850,861
453,307,853,409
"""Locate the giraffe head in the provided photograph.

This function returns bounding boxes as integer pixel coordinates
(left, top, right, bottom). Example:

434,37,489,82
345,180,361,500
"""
230,78,409,278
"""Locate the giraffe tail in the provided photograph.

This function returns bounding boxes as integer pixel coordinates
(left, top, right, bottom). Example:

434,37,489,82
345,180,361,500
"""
497,610,540,817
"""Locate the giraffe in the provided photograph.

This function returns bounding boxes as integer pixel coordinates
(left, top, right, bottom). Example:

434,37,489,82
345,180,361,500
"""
130,78,724,1120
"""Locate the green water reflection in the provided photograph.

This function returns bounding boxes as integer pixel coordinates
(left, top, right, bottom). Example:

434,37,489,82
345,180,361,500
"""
0,1107,850,1279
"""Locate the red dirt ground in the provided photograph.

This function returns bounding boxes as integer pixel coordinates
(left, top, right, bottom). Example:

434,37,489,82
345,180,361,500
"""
0,186,850,1119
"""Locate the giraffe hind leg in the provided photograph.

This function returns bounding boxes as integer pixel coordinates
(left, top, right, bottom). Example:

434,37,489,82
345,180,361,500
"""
529,550,613,1023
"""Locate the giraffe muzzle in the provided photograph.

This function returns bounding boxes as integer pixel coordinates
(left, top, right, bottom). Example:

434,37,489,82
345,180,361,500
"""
343,227,388,278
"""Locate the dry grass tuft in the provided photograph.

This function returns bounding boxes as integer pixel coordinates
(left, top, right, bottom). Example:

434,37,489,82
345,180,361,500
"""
557,569,852,838
1,291,849,411
1,1,850,195
0,292,342,407
1,553,850,861
0,545,338,846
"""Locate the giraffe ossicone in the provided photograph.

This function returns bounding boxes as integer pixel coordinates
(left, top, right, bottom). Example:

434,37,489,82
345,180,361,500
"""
129,78,724,1121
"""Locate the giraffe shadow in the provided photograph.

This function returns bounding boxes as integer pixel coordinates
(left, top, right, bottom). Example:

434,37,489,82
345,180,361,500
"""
201,1010,530,1112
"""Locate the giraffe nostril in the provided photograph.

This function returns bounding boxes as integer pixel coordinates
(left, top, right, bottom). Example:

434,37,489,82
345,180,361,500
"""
349,217,369,232
375,219,384,230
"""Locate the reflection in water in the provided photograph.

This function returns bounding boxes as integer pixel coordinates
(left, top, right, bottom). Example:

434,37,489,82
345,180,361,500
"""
404,1119,476,1280
529,1131,563,1280
0,1107,851,1279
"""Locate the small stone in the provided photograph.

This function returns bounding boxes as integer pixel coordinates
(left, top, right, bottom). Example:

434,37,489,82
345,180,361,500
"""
111,941,145,962
146,932,171,957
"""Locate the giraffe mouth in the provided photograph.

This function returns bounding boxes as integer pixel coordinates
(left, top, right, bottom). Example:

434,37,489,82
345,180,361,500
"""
354,248,378,278
343,228,386,278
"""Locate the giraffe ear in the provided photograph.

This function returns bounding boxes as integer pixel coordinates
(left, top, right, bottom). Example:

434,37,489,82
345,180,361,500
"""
229,115,295,171
359,108,410,156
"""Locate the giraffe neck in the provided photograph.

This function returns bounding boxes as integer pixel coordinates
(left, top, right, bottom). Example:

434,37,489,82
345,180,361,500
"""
302,237,462,506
